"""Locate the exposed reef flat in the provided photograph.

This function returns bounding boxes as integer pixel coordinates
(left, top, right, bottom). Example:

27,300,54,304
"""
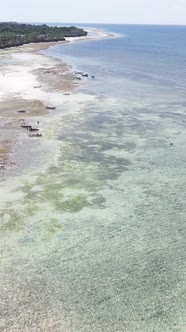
0,29,121,332
1,27,185,332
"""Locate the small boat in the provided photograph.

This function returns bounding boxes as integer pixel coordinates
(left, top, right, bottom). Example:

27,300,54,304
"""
29,127,39,132
46,106,56,110
29,132,42,137
17,110,26,113
91,75,95,79
74,71,83,75
82,73,88,77
21,125,32,129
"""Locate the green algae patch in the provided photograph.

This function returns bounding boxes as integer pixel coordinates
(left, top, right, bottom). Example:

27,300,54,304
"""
42,218,63,240
15,182,35,194
0,210,25,232
55,194,90,213
41,183,64,202
24,203,39,217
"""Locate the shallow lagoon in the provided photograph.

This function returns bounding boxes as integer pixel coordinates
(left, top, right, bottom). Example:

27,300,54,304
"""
0,25,186,331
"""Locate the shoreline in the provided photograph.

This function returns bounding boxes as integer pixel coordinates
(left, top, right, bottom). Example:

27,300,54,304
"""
1,26,186,332
0,28,113,180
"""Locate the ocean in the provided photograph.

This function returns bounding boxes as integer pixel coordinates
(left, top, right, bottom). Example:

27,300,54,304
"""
42,24,186,331
1,24,186,331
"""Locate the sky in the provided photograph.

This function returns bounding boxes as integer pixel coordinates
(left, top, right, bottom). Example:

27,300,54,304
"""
1,0,186,25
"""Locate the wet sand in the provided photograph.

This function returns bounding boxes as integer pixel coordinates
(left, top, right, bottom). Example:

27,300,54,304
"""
0,29,112,179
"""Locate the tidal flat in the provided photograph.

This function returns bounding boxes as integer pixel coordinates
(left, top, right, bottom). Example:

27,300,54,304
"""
0,28,186,332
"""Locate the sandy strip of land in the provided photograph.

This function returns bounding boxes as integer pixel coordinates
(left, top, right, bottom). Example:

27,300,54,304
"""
0,28,113,107
0,28,113,178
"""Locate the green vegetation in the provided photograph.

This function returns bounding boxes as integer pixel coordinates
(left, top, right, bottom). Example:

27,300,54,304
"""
0,22,87,49
0,210,25,232
55,194,91,213
43,218,63,240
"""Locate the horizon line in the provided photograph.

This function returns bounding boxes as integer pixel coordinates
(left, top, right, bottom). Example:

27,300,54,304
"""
1,21,186,27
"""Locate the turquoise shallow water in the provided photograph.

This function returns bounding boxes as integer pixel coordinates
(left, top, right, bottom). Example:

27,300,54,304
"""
0,25,186,331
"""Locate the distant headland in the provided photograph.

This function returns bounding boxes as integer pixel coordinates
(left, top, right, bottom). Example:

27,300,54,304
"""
0,22,87,49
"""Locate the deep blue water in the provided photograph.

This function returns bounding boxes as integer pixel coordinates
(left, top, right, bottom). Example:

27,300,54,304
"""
44,24,186,93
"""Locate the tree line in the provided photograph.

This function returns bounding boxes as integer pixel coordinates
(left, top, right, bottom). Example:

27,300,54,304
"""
0,22,87,48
